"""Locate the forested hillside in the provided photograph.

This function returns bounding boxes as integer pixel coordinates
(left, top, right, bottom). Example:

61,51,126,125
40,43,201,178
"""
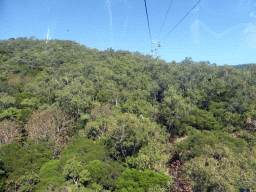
231,64,256,70
0,37,256,192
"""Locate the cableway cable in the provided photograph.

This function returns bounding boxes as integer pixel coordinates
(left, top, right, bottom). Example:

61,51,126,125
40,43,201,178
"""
158,0,174,36
160,0,201,43
143,0,152,43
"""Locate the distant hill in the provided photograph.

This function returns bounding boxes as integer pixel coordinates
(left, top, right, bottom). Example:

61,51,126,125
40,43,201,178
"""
230,63,256,69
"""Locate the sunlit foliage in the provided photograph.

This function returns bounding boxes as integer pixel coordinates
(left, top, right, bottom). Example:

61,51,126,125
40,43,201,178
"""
0,37,255,191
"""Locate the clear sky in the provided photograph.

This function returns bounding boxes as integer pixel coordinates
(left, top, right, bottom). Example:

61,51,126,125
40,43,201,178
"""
1,0,256,65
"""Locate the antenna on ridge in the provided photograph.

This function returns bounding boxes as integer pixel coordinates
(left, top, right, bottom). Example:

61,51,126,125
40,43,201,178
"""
46,29,50,44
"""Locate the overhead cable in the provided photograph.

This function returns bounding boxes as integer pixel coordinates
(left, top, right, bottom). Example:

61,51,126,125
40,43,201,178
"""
160,0,201,43
143,0,152,42
158,0,174,36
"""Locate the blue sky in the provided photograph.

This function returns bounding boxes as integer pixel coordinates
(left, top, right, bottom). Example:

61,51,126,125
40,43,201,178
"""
1,0,256,65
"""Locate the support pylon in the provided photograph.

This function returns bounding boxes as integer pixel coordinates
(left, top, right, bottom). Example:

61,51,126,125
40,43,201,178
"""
151,39,161,61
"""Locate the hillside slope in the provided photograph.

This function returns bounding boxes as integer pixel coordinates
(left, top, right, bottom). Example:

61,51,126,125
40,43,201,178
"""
0,37,255,191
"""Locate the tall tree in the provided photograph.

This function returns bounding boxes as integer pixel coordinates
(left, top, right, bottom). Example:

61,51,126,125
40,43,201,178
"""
0,119,19,147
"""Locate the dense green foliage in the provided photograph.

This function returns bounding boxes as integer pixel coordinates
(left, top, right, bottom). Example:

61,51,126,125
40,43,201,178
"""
231,64,256,69
0,37,256,191
114,168,171,192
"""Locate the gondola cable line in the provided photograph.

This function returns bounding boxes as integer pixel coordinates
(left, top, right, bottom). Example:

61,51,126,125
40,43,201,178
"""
143,0,165,58
144,0,201,60
158,0,174,37
143,0,152,43
159,0,202,45
143,0,154,53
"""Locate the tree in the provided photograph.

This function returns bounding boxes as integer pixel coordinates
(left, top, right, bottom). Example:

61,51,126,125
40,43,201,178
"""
121,99,158,119
17,170,39,192
0,107,22,121
0,93,15,112
104,113,161,160
84,160,125,191
0,159,6,192
55,81,92,119
37,159,65,191
180,107,221,131
0,119,19,147
114,168,171,192
178,130,247,163
97,161,125,191
20,97,39,110
62,157,91,187
0,142,52,192
13,92,37,108
182,145,256,191
59,137,107,171
159,86,192,135
23,83,40,95
79,104,118,140
84,160,102,185
125,130,170,173
25,108,73,145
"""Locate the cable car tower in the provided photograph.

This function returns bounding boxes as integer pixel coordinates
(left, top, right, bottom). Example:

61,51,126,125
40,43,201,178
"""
151,39,161,60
